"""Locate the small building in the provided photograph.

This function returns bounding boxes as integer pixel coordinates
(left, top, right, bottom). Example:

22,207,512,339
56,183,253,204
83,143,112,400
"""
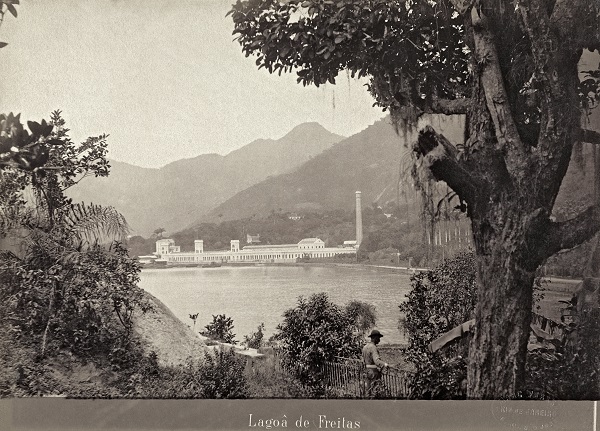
246,234,261,244
298,238,325,250
155,238,180,255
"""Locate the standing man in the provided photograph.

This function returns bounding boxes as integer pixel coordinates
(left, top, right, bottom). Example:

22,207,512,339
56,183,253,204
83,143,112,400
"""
362,329,388,398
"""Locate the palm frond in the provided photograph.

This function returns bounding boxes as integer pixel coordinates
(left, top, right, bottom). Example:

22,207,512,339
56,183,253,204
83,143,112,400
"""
0,249,19,264
62,202,129,246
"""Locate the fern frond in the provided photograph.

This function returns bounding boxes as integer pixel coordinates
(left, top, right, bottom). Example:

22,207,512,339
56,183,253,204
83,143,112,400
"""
61,202,129,246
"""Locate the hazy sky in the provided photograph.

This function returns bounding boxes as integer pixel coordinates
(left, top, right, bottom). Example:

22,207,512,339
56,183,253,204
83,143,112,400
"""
0,0,385,168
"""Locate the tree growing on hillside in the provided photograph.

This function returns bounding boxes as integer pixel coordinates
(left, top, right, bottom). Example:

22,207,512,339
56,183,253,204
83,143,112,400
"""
230,0,600,398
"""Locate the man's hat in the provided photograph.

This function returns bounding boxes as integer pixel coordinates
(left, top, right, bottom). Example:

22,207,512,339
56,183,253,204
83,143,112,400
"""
368,329,383,338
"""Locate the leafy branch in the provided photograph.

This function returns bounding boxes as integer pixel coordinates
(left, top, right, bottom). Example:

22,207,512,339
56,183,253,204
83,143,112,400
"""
0,0,19,49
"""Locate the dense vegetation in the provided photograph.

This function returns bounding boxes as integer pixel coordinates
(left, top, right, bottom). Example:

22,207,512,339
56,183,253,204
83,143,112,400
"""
0,113,254,399
0,112,154,395
399,252,476,399
272,293,376,396
400,253,600,399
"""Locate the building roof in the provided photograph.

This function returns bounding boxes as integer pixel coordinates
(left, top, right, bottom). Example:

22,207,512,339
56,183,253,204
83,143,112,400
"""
243,244,296,250
298,238,324,244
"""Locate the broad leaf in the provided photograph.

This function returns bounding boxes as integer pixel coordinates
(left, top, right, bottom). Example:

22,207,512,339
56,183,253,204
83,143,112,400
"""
6,2,17,17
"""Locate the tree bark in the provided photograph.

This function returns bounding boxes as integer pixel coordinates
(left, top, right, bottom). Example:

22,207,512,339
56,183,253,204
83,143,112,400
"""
467,204,537,398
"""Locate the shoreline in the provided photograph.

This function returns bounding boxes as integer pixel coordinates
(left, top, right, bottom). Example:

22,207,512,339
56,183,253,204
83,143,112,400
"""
141,261,583,283
140,261,425,276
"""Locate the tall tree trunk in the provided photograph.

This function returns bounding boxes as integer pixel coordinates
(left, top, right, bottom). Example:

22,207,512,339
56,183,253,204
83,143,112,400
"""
411,0,600,398
467,206,537,398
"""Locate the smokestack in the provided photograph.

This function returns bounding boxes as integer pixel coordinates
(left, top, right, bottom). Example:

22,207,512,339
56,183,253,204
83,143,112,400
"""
356,191,363,247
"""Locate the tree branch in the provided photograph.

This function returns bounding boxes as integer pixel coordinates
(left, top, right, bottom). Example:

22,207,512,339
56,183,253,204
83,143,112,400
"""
414,125,481,204
471,7,528,178
408,96,470,116
517,0,583,206
544,204,600,258
430,97,470,116
581,128,600,145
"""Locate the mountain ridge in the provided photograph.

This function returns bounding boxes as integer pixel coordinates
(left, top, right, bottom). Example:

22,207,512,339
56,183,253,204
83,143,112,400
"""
67,122,344,235
195,115,465,225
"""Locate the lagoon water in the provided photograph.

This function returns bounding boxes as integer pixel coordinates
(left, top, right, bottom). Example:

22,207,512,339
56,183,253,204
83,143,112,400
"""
139,265,412,345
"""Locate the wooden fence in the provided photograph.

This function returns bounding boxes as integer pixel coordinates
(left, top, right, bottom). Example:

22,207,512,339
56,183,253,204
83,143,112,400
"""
323,358,412,399
434,312,567,361
531,312,566,339
255,349,412,399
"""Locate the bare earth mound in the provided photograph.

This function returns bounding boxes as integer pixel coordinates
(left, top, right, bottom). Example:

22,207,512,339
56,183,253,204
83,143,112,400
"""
133,292,206,366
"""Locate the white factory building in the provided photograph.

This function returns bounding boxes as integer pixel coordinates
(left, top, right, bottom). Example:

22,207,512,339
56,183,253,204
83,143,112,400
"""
148,237,356,265
140,191,364,266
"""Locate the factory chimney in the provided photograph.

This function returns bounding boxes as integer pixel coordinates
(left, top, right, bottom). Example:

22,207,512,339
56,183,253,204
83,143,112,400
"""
355,191,363,247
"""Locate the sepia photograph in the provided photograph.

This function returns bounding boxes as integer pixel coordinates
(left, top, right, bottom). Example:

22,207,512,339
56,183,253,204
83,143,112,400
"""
0,0,599,429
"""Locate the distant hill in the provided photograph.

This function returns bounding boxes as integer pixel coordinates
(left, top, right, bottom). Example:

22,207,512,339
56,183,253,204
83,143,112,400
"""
67,123,344,236
198,115,465,224
196,109,597,227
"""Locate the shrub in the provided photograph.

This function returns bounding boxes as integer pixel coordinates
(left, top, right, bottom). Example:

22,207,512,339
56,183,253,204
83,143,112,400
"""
273,293,366,396
243,323,265,349
344,301,376,337
201,314,237,344
129,348,249,399
398,252,476,399
2,242,151,360
525,310,600,399
195,348,248,398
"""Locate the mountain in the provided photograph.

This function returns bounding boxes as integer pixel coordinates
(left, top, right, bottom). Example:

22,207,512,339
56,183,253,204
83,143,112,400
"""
198,115,465,223
67,123,344,235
